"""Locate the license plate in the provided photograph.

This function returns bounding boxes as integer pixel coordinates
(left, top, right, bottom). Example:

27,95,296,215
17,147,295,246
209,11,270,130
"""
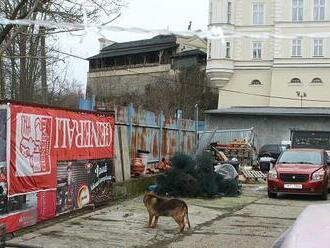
284,184,303,189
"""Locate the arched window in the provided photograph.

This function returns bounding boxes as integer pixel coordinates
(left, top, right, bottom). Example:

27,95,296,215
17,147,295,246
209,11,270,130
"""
311,78,322,84
290,78,301,84
250,79,262,85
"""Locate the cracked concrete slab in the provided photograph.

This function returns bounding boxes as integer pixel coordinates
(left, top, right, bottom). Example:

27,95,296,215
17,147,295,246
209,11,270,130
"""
9,184,330,248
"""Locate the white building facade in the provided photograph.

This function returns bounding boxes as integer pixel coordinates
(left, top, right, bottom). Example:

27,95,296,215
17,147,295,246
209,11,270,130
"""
207,0,330,108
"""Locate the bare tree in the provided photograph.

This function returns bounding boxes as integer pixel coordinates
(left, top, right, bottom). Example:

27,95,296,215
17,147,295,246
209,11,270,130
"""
98,67,218,119
0,0,126,105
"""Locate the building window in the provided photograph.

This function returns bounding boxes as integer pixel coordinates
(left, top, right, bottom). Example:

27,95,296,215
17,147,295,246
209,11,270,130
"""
250,79,262,85
292,39,302,56
290,78,302,84
208,42,212,59
209,2,213,23
227,2,232,24
226,42,231,58
253,3,264,25
253,42,262,59
292,0,304,22
314,0,325,21
311,77,323,83
314,39,323,56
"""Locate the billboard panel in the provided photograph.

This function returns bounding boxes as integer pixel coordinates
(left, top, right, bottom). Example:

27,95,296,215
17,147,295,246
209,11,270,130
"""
56,159,113,215
8,104,115,196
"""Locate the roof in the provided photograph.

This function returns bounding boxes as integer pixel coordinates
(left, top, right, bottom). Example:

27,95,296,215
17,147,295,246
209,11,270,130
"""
89,35,178,60
171,49,206,58
205,107,330,117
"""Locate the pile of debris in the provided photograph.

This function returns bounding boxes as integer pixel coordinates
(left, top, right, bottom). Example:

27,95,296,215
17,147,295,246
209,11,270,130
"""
210,139,256,167
207,141,266,183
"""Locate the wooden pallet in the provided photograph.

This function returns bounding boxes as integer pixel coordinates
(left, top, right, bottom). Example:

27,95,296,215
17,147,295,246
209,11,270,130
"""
241,169,266,180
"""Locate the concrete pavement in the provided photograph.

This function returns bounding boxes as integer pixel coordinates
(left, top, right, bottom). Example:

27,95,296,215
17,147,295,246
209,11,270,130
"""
10,184,330,248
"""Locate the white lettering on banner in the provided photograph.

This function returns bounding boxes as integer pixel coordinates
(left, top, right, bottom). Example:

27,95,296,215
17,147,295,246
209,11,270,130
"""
95,164,108,177
16,113,52,176
54,118,113,149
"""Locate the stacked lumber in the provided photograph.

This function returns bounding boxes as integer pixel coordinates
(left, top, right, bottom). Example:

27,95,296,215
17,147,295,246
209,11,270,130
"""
211,139,256,166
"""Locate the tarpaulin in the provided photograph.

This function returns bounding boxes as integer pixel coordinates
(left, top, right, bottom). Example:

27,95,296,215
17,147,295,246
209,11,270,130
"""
8,103,115,196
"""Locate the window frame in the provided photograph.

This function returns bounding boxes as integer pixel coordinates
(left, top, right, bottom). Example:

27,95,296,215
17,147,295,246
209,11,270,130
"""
250,79,263,85
252,41,262,59
209,1,213,23
314,0,325,21
225,42,231,58
252,2,265,25
290,78,302,84
292,0,304,22
313,39,324,57
227,1,232,24
311,77,323,84
292,39,302,57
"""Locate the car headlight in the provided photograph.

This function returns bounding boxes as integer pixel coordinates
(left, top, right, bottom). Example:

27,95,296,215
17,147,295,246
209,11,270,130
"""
312,169,325,182
268,170,278,179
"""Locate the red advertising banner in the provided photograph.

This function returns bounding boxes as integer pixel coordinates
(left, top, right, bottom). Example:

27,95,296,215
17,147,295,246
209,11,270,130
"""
8,103,115,196
37,191,56,222
0,209,37,233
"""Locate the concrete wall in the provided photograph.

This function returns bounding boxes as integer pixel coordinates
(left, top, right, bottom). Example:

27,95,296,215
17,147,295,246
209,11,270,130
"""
87,65,172,97
205,114,330,149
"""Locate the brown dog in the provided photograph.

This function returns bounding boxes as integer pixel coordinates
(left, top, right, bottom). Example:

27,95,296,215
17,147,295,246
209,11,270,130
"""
143,192,191,233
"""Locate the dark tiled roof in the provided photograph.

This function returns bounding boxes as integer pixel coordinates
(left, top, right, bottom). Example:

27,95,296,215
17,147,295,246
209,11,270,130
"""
88,35,178,60
206,107,330,117
171,49,206,58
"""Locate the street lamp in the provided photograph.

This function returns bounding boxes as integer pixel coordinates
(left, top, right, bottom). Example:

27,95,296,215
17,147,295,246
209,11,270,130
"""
296,91,307,108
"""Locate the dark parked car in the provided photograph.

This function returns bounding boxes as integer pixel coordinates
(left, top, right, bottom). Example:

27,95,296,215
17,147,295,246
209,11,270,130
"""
267,148,330,200
258,144,289,171
259,144,288,158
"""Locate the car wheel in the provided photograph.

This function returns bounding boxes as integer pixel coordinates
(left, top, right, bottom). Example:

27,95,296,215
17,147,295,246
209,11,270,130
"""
321,189,328,201
268,191,277,198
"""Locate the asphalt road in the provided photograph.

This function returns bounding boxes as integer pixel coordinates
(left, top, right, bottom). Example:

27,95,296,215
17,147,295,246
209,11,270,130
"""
10,184,330,248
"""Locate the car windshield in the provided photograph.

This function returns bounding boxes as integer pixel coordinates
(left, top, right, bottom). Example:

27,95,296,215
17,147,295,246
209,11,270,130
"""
278,150,322,165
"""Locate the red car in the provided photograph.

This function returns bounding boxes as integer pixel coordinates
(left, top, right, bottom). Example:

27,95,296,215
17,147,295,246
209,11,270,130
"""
267,148,330,200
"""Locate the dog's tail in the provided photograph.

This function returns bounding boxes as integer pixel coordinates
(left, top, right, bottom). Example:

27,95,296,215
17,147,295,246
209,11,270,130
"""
185,206,191,229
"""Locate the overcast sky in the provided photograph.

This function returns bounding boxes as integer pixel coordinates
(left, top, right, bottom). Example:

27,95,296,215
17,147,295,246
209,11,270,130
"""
58,0,208,90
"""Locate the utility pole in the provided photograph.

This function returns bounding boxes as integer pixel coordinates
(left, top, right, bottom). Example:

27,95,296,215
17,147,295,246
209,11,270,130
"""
296,91,307,108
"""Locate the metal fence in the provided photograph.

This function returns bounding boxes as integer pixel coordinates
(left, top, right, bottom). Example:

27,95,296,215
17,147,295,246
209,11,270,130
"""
108,104,197,181
197,128,255,154
115,104,197,163
80,100,197,182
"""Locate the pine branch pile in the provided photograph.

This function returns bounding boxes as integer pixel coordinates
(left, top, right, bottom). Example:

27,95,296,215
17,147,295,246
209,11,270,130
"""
156,152,240,198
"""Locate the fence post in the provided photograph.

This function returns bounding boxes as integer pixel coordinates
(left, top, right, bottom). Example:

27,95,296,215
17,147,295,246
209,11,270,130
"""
159,111,163,161
127,103,134,159
176,113,181,152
